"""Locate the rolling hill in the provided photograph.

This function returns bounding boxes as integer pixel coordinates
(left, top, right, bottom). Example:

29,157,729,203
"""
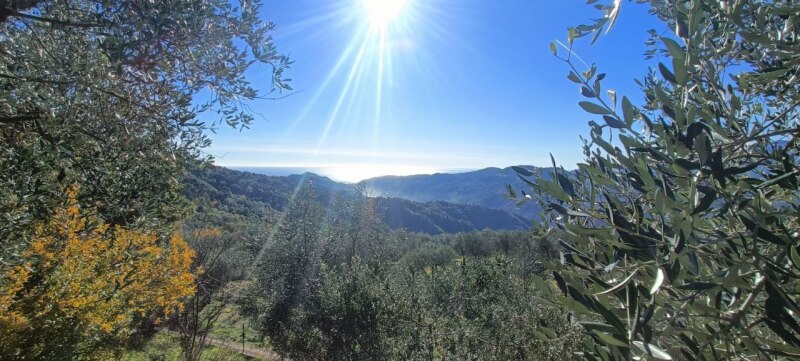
183,166,531,234
358,166,556,218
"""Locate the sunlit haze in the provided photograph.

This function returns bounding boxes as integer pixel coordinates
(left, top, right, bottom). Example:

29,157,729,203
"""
362,0,410,29
327,163,437,183
207,1,665,182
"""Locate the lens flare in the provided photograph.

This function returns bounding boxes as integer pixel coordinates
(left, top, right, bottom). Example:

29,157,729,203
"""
275,0,457,182
363,0,409,29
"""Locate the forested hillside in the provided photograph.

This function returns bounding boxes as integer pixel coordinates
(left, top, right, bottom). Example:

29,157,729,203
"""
184,165,531,234
360,166,559,218
178,166,580,360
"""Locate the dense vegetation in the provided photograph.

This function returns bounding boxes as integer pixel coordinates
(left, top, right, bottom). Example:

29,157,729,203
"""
176,163,582,359
0,0,288,358
515,1,800,359
235,185,582,360
0,188,195,359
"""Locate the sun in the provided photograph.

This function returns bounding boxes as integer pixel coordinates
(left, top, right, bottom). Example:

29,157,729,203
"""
362,0,410,29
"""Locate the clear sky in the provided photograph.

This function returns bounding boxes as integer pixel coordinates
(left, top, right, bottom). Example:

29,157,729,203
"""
206,0,668,182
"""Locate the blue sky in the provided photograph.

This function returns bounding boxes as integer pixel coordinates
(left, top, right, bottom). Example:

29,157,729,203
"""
206,0,668,182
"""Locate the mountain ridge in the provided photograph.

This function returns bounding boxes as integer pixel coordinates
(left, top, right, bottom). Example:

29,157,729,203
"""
184,165,532,234
358,165,554,218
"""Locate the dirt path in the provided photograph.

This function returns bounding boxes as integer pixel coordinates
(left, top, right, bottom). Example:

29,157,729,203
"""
201,334,282,360
161,330,284,360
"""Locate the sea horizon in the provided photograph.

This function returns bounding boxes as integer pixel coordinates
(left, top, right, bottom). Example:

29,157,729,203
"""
228,166,479,183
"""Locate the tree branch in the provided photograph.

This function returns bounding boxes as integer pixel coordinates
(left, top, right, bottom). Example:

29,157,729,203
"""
8,10,100,28
0,0,39,22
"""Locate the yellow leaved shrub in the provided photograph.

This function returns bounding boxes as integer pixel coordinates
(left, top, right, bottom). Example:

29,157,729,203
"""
0,188,196,358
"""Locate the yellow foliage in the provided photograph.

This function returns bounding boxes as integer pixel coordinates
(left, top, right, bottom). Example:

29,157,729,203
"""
0,187,197,357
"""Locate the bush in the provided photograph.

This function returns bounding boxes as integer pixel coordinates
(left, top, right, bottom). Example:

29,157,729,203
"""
0,188,196,359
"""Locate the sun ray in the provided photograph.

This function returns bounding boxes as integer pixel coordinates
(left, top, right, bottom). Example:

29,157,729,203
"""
283,31,362,136
372,30,386,156
277,0,463,176
249,172,312,273
314,33,371,150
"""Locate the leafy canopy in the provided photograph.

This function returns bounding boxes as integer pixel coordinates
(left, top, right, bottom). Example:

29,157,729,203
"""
0,0,291,259
516,0,800,360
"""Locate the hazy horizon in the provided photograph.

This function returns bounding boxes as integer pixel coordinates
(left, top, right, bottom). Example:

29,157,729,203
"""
228,165,487,183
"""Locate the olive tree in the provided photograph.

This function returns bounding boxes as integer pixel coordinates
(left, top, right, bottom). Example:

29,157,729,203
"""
0,0,289,356
515,1,800,359
0,0,291,262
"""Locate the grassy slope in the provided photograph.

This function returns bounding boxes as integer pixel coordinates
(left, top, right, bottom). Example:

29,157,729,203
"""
122,333,250,361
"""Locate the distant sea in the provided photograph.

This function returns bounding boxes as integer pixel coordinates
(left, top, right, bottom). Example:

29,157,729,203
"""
230,166,477,183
